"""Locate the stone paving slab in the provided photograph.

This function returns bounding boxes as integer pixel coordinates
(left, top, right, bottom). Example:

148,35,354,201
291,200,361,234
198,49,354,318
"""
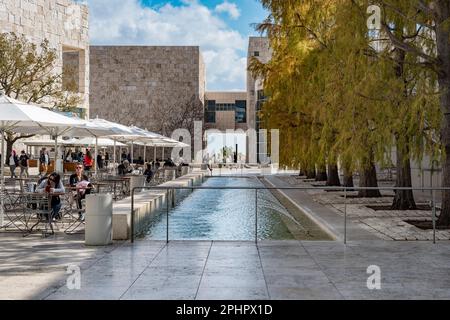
278,176,450,241
1,234,450,300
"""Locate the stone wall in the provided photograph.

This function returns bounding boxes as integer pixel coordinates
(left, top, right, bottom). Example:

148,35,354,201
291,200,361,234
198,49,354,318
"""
204,91,247,131
90,46,205,136
0,0,90,115
247,37,271,131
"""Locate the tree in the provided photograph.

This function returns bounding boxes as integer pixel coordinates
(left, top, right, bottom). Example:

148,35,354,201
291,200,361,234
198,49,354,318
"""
370,0,448,223
251,0,442,206
0,32,81,160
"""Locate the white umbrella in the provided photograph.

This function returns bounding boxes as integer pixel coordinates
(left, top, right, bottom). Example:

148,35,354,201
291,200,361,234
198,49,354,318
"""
0,93,89,226
128,126,186,163
87,118,142,174
22,137,73,147
66,137,126,147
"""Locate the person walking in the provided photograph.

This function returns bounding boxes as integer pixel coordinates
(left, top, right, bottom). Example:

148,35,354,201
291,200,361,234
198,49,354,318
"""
83,149,93,172
9,150,19,178
18,150,29,178
39,147,49,176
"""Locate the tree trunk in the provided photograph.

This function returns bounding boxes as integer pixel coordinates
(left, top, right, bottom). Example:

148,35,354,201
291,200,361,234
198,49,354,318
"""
5,137,13,166
306,168,316,179
436,4,450,227
343,166,354,188
391,143,416,210
326,163,341,186
358,161,381,198
316,164,327,181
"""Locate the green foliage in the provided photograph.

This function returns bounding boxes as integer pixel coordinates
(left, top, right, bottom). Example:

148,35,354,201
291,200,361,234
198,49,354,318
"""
0,32,81,110
250,0,441,172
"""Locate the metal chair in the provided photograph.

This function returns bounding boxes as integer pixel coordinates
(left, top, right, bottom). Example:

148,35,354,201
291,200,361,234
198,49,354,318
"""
23,193,55,237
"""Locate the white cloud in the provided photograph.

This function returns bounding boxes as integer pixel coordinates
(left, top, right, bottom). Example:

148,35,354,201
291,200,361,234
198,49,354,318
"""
84,0,247,90
215,1,241,20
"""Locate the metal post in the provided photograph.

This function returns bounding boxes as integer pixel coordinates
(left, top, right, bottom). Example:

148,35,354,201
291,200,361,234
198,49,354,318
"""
255,189,258,243
344,187,347,244
143,143,146,164
131,142,134,167
113,139,117,175
432,189,436,244
94,136,98,177
0,129,5,227
131,188,134,243
166,188,169,243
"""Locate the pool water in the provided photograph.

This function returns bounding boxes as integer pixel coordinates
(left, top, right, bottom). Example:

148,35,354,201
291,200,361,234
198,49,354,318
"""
144,177,299,241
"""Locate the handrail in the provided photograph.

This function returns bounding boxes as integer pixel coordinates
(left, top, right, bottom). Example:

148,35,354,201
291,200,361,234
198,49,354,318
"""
130,184,445,244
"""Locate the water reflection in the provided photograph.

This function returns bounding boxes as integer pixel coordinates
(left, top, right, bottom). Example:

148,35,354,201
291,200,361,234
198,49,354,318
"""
144,177,295,240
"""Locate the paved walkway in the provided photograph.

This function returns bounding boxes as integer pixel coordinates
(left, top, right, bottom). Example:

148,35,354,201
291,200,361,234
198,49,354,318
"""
264,176,381,241
1,232,450,300
1,172,449,300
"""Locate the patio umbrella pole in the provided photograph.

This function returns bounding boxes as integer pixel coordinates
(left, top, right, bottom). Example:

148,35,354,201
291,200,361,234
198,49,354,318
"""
131,142,134,167
0,129,4,227
95,136,98,176
154,146,156,162
143,143,146,165
54,134,58,173
113,139,117,175
162,147,165,161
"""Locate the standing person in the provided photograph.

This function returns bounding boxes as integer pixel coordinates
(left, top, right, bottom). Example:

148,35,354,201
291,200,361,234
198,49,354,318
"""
78,151,84,163
208,158,213,176
83,149,93,172
9,150,19,178
39,147,49,176
65,148,73,162
97,151,104,170
44,149,50,172
105,151,110,168
121,150,127,162
143,163,154,183
19,150,29,178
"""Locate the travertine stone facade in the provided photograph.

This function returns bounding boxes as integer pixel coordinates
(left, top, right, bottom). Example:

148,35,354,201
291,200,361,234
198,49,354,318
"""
205,91,247,131
0,0,90,115
90,46,205,133
247,37,271,130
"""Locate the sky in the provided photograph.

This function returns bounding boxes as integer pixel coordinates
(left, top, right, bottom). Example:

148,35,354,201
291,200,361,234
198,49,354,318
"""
75,0,269,91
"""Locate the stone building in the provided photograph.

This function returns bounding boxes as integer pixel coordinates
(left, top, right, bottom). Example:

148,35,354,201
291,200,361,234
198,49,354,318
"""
204,91,247,131
89,46,205,137
0,0,90,116
247,37,272,163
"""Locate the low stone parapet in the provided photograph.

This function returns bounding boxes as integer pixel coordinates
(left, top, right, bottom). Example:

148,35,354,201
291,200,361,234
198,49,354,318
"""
112,172,206,240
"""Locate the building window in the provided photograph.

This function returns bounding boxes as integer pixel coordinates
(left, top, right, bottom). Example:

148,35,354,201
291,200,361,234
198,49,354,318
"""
254,51,260,57
235,100,247,123
205,100,216,123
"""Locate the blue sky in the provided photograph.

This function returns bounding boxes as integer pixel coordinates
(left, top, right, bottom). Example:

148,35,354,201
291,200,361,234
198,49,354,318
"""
77,0,268,91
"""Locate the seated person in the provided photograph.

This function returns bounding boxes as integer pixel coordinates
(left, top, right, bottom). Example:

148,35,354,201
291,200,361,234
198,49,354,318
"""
164,158,176,167
118,160,133,175
36,172,65,220
69,164,92,211
143,163,154,183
